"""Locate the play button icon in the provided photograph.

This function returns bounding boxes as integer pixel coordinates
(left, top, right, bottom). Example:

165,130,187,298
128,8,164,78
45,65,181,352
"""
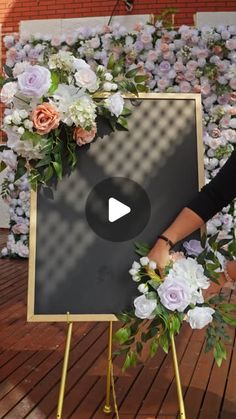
108,198,131,223
85,177,151,242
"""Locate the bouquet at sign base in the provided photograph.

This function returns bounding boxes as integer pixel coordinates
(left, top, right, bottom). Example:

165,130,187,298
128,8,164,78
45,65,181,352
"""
114,236,236,371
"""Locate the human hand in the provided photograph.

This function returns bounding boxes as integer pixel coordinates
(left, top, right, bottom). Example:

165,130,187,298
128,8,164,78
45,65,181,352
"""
148,239,171,273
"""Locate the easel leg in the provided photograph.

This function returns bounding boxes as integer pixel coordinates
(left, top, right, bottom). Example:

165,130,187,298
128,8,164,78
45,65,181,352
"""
103,321,113,414
57,319,73,419
170,335,186,419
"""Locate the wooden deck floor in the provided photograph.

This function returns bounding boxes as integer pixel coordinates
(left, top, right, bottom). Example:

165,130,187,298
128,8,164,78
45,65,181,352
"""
0,228,236,419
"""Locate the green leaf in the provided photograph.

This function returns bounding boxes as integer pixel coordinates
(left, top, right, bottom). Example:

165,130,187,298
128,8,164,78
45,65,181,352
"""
0,75,5,88
150,338,159,358
159,334,169,354
44,165,53,182
22,130,42,145
134,241,150,256
3,64,13,78
125,81,138,96
136,84,149,93
221,313,236,326
48,70,60,94
117,116,128,130
219,303,236,312
52,161,62,180
146,291,157,300
0,161,7,172
116,312,132,323
134,75,149,83
122,351,138,372
121,106,132,116
112,63,123,77
107,54,116,70
113,327,131,344
125,68,139,78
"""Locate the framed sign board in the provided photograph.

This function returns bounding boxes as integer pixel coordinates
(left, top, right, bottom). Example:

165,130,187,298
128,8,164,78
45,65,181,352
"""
27,93,204,322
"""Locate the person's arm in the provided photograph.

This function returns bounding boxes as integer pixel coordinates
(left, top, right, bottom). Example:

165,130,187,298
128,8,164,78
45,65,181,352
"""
148,207,204,268
149,148,236,269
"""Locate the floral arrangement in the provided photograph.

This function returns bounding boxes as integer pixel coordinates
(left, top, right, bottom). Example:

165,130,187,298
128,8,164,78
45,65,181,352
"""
1,21,236,256
0,51,148,188
0,168,29,257
114,237,236,369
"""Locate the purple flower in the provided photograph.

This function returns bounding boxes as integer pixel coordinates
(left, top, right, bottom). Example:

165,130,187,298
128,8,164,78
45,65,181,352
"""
17,65,51,98
183,240,203,256
159,61,171,73
158,276,192,312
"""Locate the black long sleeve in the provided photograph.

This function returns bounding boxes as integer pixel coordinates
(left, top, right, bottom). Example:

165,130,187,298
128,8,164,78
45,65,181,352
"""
187,148,236,222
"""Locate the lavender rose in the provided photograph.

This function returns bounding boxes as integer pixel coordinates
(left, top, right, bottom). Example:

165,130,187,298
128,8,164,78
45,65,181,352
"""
17,65,51,98
183,240,203,257
186,307,215,329
134,295,157,319
157,276,192,312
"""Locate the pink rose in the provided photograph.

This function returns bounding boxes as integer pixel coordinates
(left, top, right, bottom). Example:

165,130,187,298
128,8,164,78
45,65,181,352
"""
212,45,223,55
32,103,60,135
133,22,143,32
230,92,236,102
160,43,169,53
210,128,221,138
73,126,97,146
228,107,236,116
179,81,191,93
220,116,231,128
140,33,152,45
193,85,201,93
226,39,236,50
230,78,236,90
51,36,62,47
12,223,29,235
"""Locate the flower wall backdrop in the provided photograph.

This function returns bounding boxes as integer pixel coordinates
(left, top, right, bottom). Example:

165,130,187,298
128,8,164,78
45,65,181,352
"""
1,21,236,257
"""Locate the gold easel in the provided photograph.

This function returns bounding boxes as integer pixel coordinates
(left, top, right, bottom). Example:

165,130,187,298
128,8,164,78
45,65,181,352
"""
57,313,73,419
56,321,186,418
171,335,186,419
103,321,113,414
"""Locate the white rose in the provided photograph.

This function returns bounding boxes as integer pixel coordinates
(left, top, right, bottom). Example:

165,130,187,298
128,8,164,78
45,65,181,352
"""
134,295,157,319
73,58,90,71
0,82,18,104
105,92,124,117
75,68,98,92
171,257,210,291
186,307,215,329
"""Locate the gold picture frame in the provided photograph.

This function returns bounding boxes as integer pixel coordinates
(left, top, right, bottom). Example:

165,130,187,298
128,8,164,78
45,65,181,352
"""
27,93,205,322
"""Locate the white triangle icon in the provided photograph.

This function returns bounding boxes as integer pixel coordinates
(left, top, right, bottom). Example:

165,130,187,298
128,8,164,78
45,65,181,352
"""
108,197,131,223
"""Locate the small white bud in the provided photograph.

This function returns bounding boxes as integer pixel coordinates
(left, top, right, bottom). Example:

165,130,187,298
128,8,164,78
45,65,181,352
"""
4,115,12,125
149,260,157,270
111,83,118,91
18,126,25,135
132,261,141,270
103,82,113,91
104,72,113,81
138,283,149,294
140,256,149,266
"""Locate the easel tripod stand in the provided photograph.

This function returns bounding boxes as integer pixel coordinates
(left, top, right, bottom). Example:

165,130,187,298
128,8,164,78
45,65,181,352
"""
56,319,186,418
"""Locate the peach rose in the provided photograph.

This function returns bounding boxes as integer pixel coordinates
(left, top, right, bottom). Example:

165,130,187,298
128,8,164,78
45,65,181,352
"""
73,126,97,146
32,103,60,135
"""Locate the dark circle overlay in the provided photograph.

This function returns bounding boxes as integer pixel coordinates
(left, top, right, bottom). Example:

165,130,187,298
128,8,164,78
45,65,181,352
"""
85,177,151,242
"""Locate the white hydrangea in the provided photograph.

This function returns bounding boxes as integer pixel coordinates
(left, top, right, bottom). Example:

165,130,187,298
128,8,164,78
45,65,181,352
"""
68,95,97,129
